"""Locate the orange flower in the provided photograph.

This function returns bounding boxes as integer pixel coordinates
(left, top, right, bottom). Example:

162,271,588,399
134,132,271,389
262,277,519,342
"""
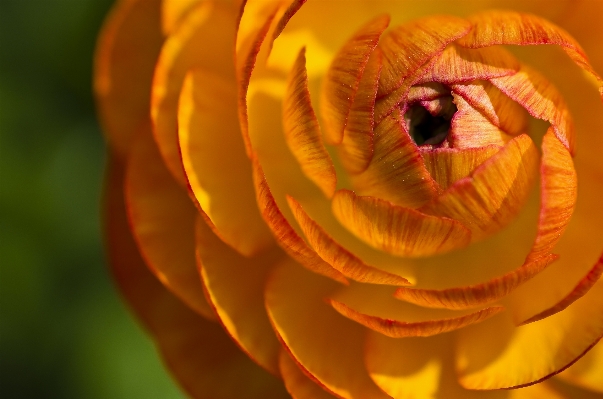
95,1,603,398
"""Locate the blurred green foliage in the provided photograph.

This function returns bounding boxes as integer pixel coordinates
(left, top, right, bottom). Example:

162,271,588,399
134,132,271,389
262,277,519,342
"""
0,1,184,397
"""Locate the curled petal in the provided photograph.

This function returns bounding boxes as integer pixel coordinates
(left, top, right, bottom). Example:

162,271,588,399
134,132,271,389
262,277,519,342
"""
179,69,274,257
287,196,411,286
332,189,471,257
320,14,390,144
559,340,603,394
278,350,338,399
421,134,539,240
283,47,337,197
394,254,558,310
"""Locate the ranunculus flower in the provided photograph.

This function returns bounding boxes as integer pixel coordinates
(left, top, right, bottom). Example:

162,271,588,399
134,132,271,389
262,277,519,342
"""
95,0,603,397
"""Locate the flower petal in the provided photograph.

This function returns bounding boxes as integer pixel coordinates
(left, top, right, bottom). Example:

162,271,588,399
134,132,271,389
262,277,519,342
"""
421,134,539,241
279,350,338,399
124,126,214,320
152,1,236,184
394,254,558,310
251,158,348,285
559,340,603,394
283,47,337,197
320,14,390,145
265,259,390,399
178,69,274,257
94,0,163,158
338,48,382,175
378,15,471,97
287,196,411,286
457,279,603,390
332,189,471,257
195,215,283,376
330,299,502,339
104,154,289,399
350,109,440,208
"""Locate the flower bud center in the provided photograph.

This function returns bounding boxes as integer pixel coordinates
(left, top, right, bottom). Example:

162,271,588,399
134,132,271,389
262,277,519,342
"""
405,95,457,147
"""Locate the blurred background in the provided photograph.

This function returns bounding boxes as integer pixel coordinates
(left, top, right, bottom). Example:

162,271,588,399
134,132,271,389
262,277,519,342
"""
0,1,184,397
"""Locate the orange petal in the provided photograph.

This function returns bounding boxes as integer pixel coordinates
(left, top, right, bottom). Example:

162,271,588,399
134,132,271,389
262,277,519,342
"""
195,215,283,376
421,44,520,84
527,130,577,261
420,146,501,191
94,0,163,159
320,14,390,145
559,340,603,394
178,69,274,257
451,81,529,136
457,279,603,390
350,109,440,208
490,64,575,153
265,259,390,399
104,153,289,399
518,254,603,325
421,134,539,241
151,1,236,185
394,254,558,310
287,196,411,286
251,158,348,285
124,126,214,320
332,189,471,257
161,0,199,34
457,10,603,100
330,299,502,338
338,48,382,175
283,47,337,197
378,15,471,97
278,350,338,399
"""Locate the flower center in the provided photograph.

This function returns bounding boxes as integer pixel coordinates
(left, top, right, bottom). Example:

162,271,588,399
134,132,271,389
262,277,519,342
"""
405,95,457,147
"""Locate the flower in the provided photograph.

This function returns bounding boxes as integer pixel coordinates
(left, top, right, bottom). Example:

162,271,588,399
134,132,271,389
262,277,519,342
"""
95,0,603,398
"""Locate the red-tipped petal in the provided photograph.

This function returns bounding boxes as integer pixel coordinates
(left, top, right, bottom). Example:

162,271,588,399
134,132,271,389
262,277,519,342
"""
287,196,411,286
195,215,282,376
151,1,237,184
283,48,337,197
350,109,440,208
178,69,274,257
320,14,390,145
265,260,390,399
421,134,539,241
124,126,214,320
94,0,163,159
332,189,471,257
251,158,348,285
279,350,337,399
339,48,382,175
394,254,557,310
378,16,471,97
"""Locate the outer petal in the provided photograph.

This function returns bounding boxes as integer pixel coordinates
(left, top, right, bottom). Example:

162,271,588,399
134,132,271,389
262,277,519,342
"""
279,350,338,399
178,69,274,257
195,215,283,376
283,47,336,197
456,279,603,390
94,0,163,158
104,154,288,399
332,189,471,257
558,340,603,394
124,126,214,320
265,260,391,399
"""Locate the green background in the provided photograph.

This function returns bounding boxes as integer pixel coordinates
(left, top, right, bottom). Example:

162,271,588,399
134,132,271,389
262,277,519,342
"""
0,1,185,397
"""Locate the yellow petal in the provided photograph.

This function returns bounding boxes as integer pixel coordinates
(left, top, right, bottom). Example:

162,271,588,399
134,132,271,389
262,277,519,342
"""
421,134,539,241
124,125,214,320
279,350,338,399
195,215,282,376
287,196,411,286
265,259,390,399
559,340,603,394
283,47,337,197
178,69,274,257
151,1,236,185
94,0,163,159
104,153,288,399
332,189,471,257
320,14,390,144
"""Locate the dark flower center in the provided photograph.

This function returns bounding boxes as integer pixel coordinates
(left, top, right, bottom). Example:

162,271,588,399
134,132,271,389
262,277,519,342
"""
406,96,457,146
